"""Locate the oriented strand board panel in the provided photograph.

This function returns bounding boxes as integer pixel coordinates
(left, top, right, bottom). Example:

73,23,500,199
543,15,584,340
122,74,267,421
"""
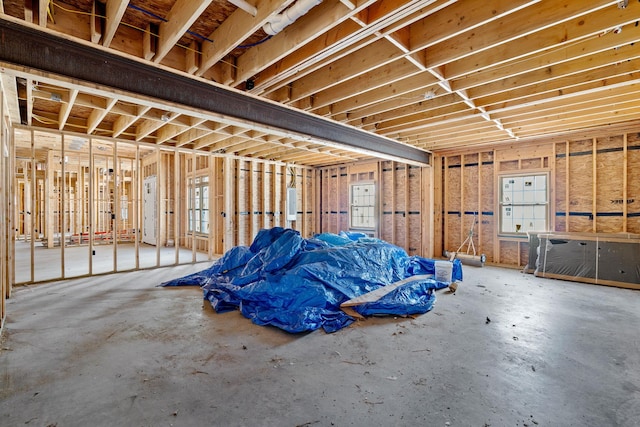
521,158,542,170
439,131,639,267
327,168,338,232
480,152,495,261
264,165,274,229
499,160,519,171
499,240,519,265
568,139,594,232
519,241,529,269
480,214,494,263
394,165,407,211
380,161,393,242
595,136,624,233
393,165,407,245
338,167,349,232
463,154,479,214
304,168,315,236
554,142,567,232
320,168,330,231
628,133,640,233
445,156,461,252
237,160,250,246
447,214,462,253
408,166,422,255
447,156,461,211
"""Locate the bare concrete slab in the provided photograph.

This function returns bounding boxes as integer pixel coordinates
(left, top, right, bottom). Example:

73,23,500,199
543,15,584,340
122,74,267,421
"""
1,264,639,426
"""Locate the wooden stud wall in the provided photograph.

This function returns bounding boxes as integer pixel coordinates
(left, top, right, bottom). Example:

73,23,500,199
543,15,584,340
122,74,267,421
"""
437,129,640,268
1,83,9,329
318,161,431,257
220,160,316,251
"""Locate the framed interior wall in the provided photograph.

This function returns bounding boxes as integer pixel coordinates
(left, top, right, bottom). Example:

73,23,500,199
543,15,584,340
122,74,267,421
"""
317,160,431,257
10,125,317,285
1,84,10,329
436,129,640,268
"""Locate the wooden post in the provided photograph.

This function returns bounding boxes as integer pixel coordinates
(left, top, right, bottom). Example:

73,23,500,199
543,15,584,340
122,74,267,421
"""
30,130,35,282
460,154,465,253
89,138,94,275
443,156,449,256
492,150,499,263
336,166,341,232
302,167,308,237
565,141,570,231
157,148,162,266
1,91,5,321
271,163,278,228
623,133,628,232
549,144,556,231
61,135,66,278
223,157,234,251
133,144,139,270
113,139,118,272
46,149,54,248
281,164,287,227
432,156,442,259
190,152,196,262
311,168,317,235
404,164,409,252
592,138,597,232
210,156,215,254
248,160,254,240
173,152,179,263
391,162,396,244
477,154,482,255
261,161,268,230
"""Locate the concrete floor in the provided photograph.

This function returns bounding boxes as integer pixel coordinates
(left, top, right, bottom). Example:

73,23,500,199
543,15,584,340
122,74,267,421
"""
1,264,639,426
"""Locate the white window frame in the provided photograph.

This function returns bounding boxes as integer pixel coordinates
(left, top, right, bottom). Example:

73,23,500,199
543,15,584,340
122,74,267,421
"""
499,172,549,236
188,176,209,235
349,181,376,231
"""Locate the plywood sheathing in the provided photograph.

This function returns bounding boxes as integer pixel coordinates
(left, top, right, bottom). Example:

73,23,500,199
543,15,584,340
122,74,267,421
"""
480,152,495,263
317,160,426,256
596,136,624,233
628,133,640,233
407,166,422,255
554,142,567,232
567,139,594,232
438,129,640,268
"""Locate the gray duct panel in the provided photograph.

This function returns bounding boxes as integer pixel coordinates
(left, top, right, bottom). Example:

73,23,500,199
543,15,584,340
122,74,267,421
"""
0,19,431,166
534,232,640,289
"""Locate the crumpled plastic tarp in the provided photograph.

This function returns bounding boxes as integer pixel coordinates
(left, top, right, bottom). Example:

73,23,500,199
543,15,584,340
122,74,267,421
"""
162,227,462,333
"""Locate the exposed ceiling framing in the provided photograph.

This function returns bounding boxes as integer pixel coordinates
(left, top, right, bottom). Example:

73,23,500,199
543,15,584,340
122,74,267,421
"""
1,0,639,166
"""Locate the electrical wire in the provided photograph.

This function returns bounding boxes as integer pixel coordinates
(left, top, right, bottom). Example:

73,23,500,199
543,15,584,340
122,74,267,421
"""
237,36,273,49
50,2,212,51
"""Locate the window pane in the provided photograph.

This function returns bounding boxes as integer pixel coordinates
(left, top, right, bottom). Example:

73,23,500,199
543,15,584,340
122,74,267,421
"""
500,174,548,234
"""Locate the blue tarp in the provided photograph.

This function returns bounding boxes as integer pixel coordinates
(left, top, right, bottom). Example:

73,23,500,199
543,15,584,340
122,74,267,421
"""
162,227,462,333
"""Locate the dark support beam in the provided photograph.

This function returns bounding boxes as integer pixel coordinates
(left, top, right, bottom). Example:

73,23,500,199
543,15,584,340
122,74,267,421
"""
0,19,431,166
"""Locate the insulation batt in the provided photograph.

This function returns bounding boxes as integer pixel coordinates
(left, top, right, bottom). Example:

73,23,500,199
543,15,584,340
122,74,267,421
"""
162,227,462,333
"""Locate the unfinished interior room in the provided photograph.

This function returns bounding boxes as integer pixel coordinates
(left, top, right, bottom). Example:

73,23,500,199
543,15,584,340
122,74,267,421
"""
1,0,639,425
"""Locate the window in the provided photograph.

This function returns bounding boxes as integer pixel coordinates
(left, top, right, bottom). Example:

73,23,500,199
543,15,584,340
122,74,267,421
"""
188,176,209,234
350,182,376,230
499,173,548,234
